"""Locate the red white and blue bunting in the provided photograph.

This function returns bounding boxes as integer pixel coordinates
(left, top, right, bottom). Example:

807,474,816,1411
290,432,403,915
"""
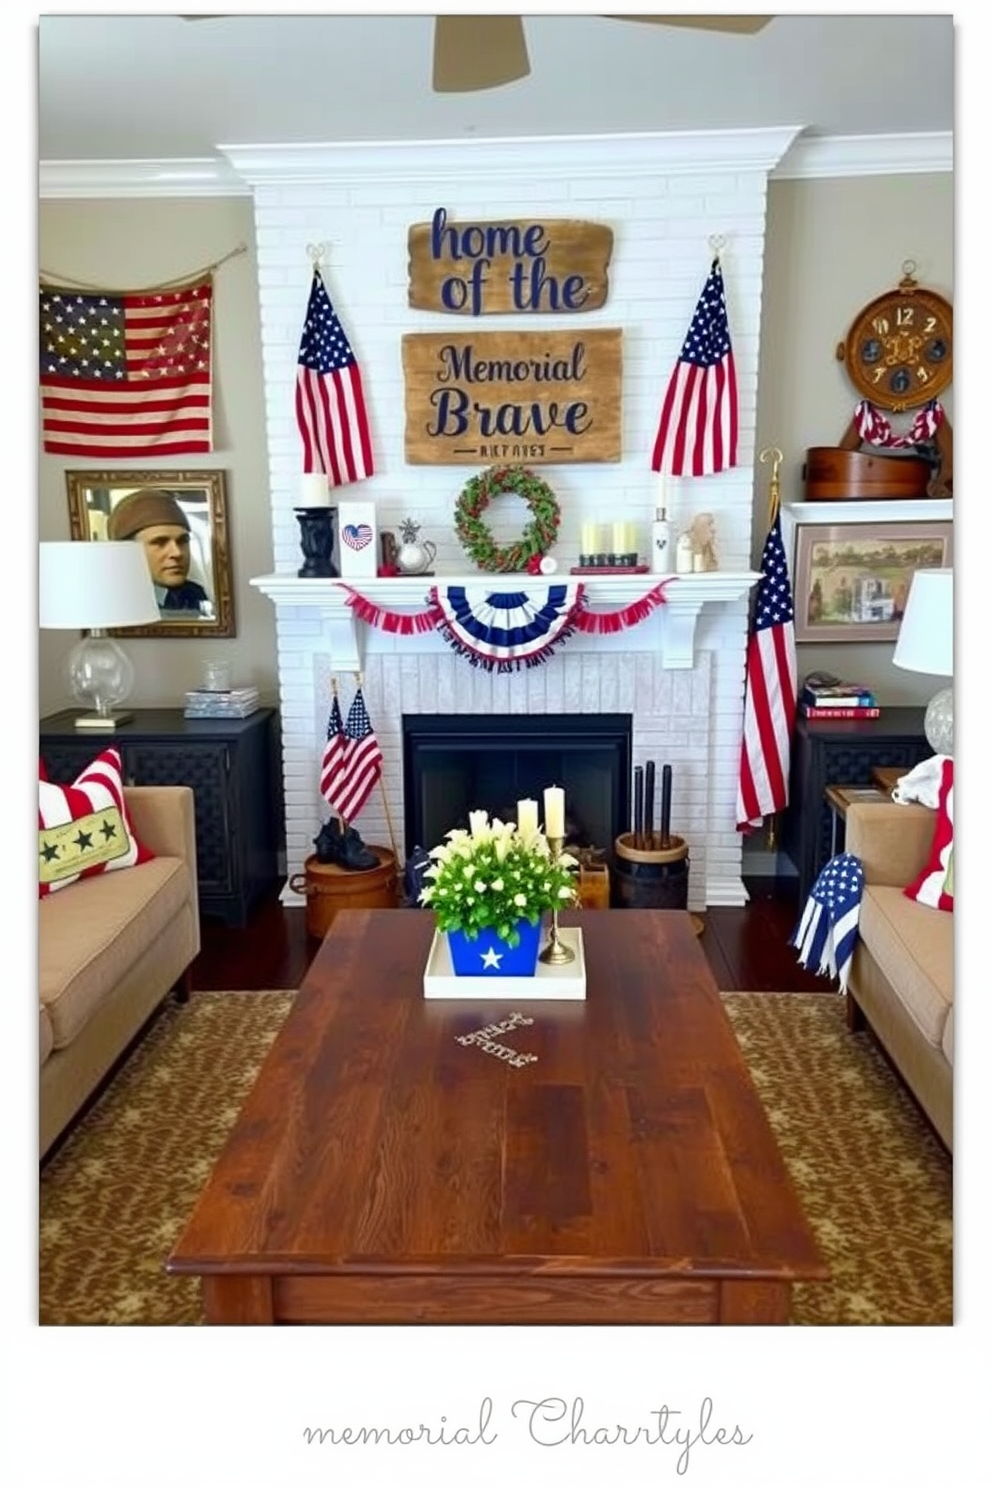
342,580,673,671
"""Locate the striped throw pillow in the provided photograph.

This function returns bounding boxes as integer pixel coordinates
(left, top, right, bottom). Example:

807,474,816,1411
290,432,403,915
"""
904,757,954,912
39,747,154,898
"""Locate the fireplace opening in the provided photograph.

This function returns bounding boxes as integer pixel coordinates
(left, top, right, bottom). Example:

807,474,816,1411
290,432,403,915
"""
402,713,632,865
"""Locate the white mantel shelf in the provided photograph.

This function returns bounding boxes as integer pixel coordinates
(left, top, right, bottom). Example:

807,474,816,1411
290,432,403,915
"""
251,570,760,670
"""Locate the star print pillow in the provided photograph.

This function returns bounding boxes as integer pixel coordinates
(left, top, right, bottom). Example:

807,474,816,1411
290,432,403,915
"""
39,746,155,898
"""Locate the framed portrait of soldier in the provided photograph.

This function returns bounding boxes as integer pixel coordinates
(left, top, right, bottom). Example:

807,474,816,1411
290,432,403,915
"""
65,469,235,638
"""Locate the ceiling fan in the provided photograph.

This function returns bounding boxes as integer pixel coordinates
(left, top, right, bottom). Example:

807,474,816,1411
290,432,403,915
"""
431,15,773,93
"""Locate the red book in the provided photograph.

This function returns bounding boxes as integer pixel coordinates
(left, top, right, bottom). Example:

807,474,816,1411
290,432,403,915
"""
802,705,881,720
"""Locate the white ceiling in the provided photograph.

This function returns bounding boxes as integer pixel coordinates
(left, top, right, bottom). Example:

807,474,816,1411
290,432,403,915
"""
38,13,954,166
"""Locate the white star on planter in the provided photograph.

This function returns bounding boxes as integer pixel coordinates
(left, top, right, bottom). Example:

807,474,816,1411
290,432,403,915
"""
480,946,504,969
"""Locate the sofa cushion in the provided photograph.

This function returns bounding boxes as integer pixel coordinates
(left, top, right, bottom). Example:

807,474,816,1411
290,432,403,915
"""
942,1004,954,1066
39,746,154,898
859,884,953,1048
904,757,953,912
39,856,189,1048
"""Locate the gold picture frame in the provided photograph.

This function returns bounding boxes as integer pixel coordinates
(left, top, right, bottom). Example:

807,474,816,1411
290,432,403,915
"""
792,520,953,643
65,469,235,638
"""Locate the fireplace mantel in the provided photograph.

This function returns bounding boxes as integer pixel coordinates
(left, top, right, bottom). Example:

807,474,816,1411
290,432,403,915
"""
250,570,760,670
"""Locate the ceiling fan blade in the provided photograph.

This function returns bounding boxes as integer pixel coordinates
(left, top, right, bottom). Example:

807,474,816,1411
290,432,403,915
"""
432,15,531,93
607,16,773,35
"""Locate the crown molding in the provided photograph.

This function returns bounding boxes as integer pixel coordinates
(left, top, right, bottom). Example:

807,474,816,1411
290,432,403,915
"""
38,128,953,199
219,128,804,186
773,131,952,180
38,158,250,199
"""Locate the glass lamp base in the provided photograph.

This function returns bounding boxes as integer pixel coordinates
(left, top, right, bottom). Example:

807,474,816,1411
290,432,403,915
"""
924,685,953,755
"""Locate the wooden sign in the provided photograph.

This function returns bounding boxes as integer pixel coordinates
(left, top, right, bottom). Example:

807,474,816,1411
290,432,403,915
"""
408,208,613,316
401,328,622,466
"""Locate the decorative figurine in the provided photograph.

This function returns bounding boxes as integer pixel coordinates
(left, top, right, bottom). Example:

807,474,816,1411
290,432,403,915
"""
687,512,719,571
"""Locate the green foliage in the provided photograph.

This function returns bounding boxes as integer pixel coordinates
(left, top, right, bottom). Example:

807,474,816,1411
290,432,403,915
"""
454,464,561,572
419,811,577,943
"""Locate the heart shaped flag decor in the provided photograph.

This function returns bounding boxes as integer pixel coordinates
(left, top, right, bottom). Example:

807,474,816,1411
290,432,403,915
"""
343,522,373,551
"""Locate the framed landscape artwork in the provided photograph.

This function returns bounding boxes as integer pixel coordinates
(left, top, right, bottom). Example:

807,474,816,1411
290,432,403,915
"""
65,469,235,638
792,520,953,643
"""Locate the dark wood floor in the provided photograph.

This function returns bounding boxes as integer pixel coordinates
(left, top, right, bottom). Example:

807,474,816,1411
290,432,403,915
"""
191,874,834,994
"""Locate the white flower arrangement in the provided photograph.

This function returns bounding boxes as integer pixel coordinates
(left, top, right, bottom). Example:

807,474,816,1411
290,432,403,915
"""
419,809,578,946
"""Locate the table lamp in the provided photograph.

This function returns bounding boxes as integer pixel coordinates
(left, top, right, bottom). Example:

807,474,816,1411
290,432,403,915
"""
39,541,160,729
891,567,954,754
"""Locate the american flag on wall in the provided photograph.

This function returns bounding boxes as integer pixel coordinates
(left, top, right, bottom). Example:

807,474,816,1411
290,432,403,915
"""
295,269,375,487
39,276,212,458
650,257,738,477
320,686,383,822
736,510,797,831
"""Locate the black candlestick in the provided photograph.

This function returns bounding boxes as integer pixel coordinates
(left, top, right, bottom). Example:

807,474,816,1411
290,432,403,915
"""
294,506,338,578
660,764,673,848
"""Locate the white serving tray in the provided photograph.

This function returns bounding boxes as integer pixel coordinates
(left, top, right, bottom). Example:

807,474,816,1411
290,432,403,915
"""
423,927,586,1000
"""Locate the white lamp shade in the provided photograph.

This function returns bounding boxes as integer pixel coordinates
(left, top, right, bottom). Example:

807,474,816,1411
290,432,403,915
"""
39,541,161,630
892,568,954,677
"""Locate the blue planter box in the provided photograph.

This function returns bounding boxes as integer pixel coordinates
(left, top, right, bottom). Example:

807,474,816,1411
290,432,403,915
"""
446,919,541,977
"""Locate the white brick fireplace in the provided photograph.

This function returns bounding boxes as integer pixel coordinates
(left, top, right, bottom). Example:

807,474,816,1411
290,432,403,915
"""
225,126,802,908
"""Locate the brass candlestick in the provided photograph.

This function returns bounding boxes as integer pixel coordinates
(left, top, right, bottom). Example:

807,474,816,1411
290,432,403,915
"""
539,835,575,965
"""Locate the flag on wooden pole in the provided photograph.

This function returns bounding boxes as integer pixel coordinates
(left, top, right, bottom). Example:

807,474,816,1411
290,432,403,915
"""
320,686,383,822
736,508,797,831
295,269,375,487
40,276,213,458
650,257,738,477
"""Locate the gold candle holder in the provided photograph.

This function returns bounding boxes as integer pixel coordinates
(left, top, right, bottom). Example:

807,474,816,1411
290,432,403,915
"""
539,835,575,965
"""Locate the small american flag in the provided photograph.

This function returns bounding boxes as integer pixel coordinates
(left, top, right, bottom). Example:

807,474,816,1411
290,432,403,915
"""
650,257,738,477
39,276,212,458
320,686,383,822
295,270,375,488
319,694,347,811
736,510,797,830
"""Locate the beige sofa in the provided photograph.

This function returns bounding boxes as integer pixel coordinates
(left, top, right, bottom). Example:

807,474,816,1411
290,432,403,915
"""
844,799,953,1151
40,786,201,1159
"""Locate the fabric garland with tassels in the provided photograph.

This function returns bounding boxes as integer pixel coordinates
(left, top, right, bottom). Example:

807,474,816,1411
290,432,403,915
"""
343,585,439,636
340,580,672,666
572,580,671,634
431,583,581,671
789,851,864,993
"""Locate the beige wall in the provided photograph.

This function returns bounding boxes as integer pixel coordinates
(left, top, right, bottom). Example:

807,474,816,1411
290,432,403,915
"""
38,171,953,718
756,172,954,703
38,196,276,718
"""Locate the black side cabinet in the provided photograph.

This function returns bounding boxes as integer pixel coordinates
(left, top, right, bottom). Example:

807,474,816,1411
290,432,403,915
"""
40,707,282,927
781,707,931,904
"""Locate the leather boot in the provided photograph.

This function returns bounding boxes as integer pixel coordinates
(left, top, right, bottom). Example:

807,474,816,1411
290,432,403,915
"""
337,826,379,872
313,819,343,864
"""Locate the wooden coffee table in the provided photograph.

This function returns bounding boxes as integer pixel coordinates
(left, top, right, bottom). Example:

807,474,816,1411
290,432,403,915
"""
168,909,827,1324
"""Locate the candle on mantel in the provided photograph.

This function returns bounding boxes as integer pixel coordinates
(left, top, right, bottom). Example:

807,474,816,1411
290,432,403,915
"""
543,785,565,838
517,798,539,837
299,472,331,507
611,521,626,556
580,522,598,556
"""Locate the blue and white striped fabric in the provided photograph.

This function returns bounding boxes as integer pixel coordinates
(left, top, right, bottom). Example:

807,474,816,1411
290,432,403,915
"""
432,583,581,671
790,852,865,993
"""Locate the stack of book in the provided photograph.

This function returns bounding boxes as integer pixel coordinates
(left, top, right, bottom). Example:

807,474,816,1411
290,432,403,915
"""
800,673,879,720
184,686,260,720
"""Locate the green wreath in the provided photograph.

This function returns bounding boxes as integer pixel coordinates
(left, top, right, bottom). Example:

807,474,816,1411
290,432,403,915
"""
454,465,561,573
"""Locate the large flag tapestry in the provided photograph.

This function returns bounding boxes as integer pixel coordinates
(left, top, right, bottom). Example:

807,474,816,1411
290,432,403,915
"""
650,257,738,478
295,269,375,488
39,276,213,458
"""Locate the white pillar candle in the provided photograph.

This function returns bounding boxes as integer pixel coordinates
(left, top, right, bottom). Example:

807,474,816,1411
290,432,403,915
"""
580,522,598,555
543,785,565,838
611,521,626,555
517,798,539,837
299,472,331,507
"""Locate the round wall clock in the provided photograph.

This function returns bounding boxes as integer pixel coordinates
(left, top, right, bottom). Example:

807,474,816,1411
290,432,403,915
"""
837,262,953,412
